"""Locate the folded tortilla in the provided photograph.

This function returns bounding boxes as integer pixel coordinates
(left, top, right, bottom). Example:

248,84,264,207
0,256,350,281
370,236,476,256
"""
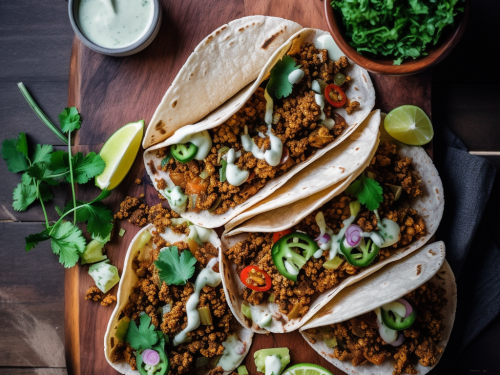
221,119,444,333
224,109,381,232
144,16,303,148
300,242,456,375
144,25,376,228
104,224,253,374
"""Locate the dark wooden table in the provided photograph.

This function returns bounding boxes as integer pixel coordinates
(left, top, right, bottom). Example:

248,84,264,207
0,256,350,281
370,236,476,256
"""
0,1,499,375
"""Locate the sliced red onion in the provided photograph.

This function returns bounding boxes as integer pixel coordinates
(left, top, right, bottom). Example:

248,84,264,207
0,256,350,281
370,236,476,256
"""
279,147,290,165
345,225,362,247
315,233,331,245
397,298,413,318
142,349,160,366
390,333,405,347
234,341,246,355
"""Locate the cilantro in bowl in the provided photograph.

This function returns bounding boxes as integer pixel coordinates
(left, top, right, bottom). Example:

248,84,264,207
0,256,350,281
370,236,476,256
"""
331,0,465,65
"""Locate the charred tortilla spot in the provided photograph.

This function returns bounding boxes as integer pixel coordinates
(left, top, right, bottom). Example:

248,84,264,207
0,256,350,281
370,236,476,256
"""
416,264,422,275
356,147,359,150
148,160,157,175
154,120,166,135
205,35,214,44
429,249,436,255
435,188,439,194
171,100,177,108
340,167,345,173
239,27,244,32
261,29,284,49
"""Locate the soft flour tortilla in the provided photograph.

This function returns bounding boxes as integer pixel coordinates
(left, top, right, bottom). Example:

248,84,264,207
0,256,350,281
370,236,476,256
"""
144,16,303,148
144,27,375,228
300,242,456,375
221,119,444,333
104,224,253,374
224,110,381,232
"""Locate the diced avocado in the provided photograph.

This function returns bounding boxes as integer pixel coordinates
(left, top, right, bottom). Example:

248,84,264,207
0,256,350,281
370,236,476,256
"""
137,230,152,250
386,184,403,201
114,317,131,342
241,303,252,320
80,239,107,265
323,255,344,270
119,228,125,237
88,260,120,293
237,365,249,375
254,348,290,374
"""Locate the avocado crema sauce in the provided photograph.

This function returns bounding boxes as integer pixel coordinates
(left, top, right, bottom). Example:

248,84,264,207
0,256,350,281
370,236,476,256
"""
77,0,154,49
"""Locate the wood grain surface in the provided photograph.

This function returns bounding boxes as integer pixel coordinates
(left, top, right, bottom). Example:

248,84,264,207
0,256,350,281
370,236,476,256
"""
1,1,500,375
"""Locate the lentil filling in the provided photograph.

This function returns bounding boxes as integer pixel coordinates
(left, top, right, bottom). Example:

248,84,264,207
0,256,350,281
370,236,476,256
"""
226,141,426,319
304,281,448,375
110,207,240,375
151,43,361,215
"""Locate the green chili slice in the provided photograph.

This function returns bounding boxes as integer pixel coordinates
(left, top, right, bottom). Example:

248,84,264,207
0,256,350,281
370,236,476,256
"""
171,143,198,163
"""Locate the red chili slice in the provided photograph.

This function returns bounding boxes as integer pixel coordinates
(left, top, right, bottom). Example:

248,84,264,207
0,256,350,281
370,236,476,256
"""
273,229,292,243
240,266,272,292
324,84,347,107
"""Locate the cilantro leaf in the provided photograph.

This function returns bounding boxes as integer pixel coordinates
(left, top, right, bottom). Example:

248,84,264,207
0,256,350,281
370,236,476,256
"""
25,229,51,251
58,107,81,133
39,181,54,202
16,132,29,160
155,246,197,286
1,136,29,173
346,173,383,211
26,162,51,181
266,56,301,99
125,314,159,351
50,221,86,268
49,151,105,184
72,152,106,184
32,144,54,164
13,173,37,211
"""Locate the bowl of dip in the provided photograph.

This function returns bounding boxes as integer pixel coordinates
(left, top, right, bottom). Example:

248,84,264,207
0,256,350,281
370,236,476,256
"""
68,0,161,56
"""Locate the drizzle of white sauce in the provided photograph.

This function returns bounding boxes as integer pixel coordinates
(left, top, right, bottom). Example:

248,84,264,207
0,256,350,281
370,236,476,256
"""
374,210,401,247
315,34,344,62
218,334,246,371
164,186,188,214
265,355,283,375
288,69,305,85
252,309,273,328
174,130,212,161
173,262,222,345
225,148,249,186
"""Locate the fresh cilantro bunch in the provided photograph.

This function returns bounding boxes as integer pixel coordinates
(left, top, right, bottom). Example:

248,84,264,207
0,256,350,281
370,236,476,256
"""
345,173,383,211
1,84,113,268
332,0,465,65
266,56,301,99
154,246,197,285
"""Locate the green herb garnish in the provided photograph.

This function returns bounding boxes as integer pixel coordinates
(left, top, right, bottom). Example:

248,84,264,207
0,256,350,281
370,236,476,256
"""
125,314,159,351
1,84,114,268
154,246,197,286
266,56,301,99
331,0,465,65
220,159,227,182
345,173,383,211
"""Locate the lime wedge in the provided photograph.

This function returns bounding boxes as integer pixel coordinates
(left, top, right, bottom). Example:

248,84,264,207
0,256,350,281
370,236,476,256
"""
384,105,433,146
95,120,144,190
282,363,334,375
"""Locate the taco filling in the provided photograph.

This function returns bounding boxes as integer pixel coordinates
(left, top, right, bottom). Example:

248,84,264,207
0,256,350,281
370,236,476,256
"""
304,280,448,375
149,37,362,216
226,141,425,323
109,211,247,375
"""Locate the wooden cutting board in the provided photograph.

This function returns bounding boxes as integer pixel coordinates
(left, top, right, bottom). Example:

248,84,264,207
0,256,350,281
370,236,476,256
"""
65,1,432,374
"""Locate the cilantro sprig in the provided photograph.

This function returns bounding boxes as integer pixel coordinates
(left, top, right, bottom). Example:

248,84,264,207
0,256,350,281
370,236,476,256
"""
1,83,114,268
125,314,159,351
266,55,301,99
155,246,197,286
345,173,383,211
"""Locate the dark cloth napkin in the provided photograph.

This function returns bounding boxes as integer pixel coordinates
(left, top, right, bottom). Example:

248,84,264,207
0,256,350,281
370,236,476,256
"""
432,126,500,372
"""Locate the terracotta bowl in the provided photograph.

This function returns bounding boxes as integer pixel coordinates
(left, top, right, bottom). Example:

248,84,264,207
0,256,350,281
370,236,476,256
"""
324,0,470,75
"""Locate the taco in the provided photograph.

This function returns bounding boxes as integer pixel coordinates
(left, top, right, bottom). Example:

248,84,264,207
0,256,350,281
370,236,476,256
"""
220,121,444,333
300,241,456,375
104,220,253,375
144,23,375,228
